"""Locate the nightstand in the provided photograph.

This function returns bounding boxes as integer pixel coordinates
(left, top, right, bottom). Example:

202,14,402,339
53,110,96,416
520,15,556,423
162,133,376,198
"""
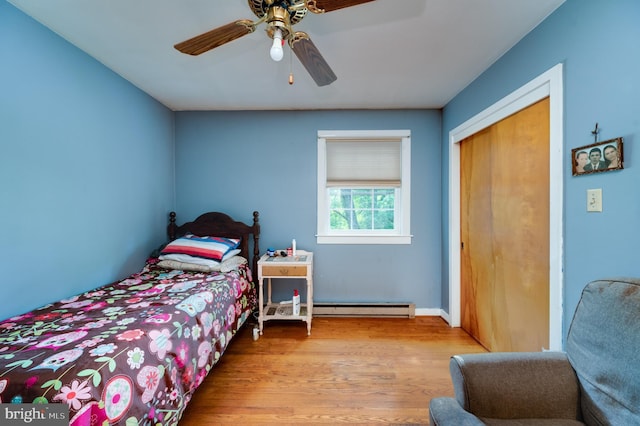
257,250,313,335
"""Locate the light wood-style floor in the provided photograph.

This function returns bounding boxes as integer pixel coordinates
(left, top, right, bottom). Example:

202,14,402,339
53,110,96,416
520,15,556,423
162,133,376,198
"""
179,316,486,425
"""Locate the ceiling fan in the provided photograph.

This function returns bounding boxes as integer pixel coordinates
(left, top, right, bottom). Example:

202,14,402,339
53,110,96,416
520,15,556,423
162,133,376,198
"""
174,0,375,86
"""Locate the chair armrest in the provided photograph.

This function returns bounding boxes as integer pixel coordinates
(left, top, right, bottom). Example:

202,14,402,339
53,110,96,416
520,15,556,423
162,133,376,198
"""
429,397,485,426
450,351,581,420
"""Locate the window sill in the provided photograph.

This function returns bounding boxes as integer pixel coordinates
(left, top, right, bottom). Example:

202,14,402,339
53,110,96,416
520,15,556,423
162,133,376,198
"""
316,235,412,245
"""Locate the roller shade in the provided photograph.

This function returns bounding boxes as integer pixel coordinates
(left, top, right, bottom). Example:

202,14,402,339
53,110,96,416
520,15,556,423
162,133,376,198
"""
326,139,401,187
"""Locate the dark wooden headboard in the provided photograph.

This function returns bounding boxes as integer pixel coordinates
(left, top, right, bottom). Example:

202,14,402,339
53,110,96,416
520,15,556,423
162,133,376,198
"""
167,211,261,278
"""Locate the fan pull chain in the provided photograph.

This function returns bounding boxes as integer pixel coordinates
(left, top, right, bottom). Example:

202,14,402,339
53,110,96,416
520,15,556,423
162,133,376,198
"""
288,46,294,85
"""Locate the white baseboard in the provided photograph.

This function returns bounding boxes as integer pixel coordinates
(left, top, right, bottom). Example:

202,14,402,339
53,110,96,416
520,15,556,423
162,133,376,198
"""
312,304,453,324
313,303,415,318
415,308,453,326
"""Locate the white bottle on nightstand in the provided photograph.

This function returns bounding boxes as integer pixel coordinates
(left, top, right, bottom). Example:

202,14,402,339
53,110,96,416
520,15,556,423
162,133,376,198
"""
292,289,301,316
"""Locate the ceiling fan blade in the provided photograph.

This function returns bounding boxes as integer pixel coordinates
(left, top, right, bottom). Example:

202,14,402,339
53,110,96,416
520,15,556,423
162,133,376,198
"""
305,0,375,14
174,20,255,56
291,31,337,87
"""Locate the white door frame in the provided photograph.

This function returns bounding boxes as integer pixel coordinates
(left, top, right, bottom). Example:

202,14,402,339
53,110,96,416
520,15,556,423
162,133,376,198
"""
448,63,564,351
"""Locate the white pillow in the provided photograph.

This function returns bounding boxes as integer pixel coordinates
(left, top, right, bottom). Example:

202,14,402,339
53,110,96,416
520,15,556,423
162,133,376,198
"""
157,259,212,272
159,253,218,267
220,255,248,272
158,255,247,273
222,249,241,261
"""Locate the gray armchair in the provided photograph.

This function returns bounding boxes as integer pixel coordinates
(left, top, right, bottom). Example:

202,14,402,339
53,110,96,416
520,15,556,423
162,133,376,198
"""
429,278,640,426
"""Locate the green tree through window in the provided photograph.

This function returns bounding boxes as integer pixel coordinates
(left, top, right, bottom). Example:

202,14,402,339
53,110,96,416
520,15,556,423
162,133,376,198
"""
329,188,395,230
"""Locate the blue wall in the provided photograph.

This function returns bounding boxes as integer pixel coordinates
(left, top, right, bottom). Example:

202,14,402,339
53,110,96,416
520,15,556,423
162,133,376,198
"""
4,0,639,338
174,110,443,306
0,2,175,320
442,0,640,333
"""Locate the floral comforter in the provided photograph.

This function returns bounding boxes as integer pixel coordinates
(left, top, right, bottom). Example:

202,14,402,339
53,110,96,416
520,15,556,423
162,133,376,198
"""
0,258,257,425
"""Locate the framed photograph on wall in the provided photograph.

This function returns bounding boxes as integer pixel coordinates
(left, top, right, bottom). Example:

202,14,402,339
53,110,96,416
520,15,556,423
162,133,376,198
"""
572,137,623,176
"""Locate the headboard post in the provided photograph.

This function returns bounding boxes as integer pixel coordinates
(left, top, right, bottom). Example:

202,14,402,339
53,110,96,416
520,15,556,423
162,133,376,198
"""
252,211,260,275
168,211,177,241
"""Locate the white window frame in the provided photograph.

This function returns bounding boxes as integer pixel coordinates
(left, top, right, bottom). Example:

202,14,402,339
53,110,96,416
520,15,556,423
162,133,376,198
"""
317,130,412,244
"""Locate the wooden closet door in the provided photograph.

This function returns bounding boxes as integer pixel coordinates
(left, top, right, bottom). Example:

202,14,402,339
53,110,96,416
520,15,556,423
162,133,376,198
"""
460,97,550,352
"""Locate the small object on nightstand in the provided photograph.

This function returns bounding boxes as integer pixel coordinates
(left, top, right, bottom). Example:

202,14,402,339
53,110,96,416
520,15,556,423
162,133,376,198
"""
292,289,300,316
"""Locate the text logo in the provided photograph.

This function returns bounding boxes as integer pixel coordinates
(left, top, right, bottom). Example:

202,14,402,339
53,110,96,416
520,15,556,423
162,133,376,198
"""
0,404,68,425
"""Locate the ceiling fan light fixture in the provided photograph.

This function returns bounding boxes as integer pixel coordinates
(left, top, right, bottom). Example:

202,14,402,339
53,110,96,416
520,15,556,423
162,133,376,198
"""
270,28,284,61
175,0,375,86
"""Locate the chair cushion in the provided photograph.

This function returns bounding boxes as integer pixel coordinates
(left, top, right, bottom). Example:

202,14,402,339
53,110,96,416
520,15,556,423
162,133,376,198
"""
449,352,580,419
566,278,640,425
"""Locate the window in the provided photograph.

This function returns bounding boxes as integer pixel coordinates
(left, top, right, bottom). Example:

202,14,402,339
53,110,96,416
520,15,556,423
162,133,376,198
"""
317,130,411,244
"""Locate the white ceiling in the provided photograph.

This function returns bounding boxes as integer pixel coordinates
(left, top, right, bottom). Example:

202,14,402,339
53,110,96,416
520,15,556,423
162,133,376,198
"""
8,0,565,111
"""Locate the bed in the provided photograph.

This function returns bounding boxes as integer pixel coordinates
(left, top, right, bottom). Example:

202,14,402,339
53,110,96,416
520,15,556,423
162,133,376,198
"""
0,211,260,425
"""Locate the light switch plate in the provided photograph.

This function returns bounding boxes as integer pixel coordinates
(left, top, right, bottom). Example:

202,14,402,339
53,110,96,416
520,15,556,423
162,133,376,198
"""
587,188,602,212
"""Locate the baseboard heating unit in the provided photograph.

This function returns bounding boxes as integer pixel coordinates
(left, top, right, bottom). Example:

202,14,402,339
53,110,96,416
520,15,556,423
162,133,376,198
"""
313,303,415,318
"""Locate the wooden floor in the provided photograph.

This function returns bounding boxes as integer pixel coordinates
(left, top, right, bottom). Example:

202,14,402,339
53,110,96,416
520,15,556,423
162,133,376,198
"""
179,316,485,425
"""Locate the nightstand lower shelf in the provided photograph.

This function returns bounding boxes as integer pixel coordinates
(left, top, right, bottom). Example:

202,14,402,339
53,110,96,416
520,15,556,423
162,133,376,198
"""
263,303,309,320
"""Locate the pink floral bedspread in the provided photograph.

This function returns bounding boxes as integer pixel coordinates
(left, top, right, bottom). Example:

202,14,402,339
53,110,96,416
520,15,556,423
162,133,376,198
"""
0,258,256,425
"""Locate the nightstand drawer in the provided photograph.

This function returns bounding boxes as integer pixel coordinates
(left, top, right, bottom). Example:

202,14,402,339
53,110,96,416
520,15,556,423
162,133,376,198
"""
261,265,307,276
